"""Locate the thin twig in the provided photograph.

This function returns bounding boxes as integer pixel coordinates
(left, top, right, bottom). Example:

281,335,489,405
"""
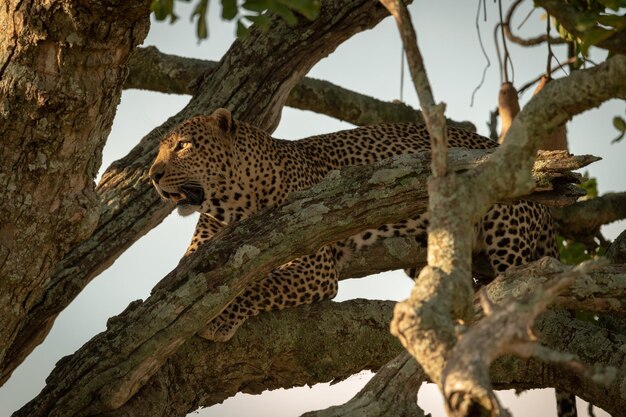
504,0,568,46
517,56,577,96
379,0,448,177
471,0,492,107
498,0,513,84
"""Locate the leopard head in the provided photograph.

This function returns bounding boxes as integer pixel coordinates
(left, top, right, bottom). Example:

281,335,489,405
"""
149,108,237,220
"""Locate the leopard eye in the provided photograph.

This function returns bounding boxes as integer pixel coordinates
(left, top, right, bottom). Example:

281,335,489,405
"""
174,140,192,152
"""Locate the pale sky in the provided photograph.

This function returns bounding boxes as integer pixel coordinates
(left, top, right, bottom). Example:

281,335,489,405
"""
1,1,622,416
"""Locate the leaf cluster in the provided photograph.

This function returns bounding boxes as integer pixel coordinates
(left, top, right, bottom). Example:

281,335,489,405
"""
552,0,626,57
151,0,320,40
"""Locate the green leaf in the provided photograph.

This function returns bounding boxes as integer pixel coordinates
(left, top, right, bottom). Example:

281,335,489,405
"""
221,0,238,20
597,0,626,11
275,0,320,20
612,131,626,144
270,2,298,26
596,14,626,29
151,0,172,21
236,19,250,38
579,173,598,200
245,13,271,29
584,26,616,46
614,116,626,131
574,13,599,32
191,0,210,40
243,0,270,13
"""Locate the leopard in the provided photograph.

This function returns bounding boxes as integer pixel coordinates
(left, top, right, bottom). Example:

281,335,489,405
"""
148,108,558,342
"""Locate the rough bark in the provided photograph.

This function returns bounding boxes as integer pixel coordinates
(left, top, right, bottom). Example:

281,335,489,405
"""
443,261,600,416
124,46,475,130
301,351,428,417
380,5,479,404
86,265,626,417
0,0,152,384
1,0,400,387
606,229,626,264
13,147,588,417
484,257,626,316
100,299,401,417
439,54,626,414
553,192,626,241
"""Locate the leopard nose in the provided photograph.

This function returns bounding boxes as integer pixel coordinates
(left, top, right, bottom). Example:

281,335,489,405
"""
149,170,164,184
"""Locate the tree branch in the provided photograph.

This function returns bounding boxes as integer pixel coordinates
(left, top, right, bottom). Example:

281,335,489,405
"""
95,298,626,417
100,271,626,417
124,46,475,130
379,4,478,406
307,256,626,417
301,351,428,417
101,299,402,417
484,257,626,316
606,228,626,264
553,192,626,241
442,260,604,415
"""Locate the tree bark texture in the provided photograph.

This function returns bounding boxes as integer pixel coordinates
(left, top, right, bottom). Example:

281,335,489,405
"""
124,46,476,130
1,0,400,387
78,276,626,417
302,351,428,417
483,257,626,316
553,192,626,241
99,299,401,417
0,0,152,384
13,147,588,417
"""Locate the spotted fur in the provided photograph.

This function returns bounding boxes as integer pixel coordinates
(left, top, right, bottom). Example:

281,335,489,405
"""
149,108,558,342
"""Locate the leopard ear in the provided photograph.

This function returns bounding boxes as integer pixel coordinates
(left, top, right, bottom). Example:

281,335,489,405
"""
212,108,236,135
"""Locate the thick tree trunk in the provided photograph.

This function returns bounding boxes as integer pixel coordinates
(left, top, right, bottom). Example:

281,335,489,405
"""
0,0,401,387
0,0,151,384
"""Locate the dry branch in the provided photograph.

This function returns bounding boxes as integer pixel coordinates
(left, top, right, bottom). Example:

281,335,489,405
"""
301,351,428,417
607,229,626,264
125,46,475,130
442,260,603,416
307,256,626,417
380,0,448,178
379,6,478,405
